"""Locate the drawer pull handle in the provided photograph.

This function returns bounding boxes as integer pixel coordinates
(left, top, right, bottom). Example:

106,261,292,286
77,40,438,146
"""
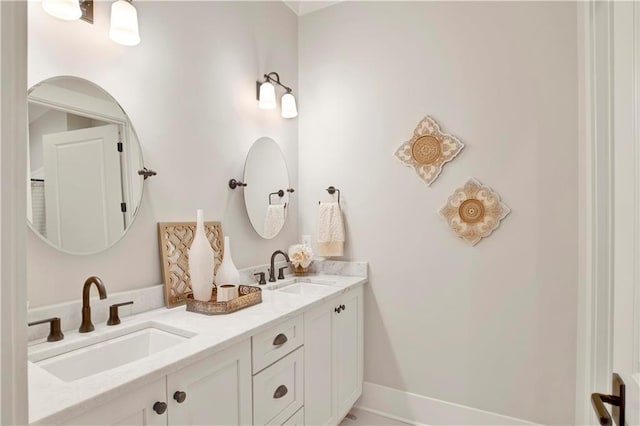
341,304,346,311
153,401,167,415
273,333,288,346
173,390,187,403
335,306,342,313
273,384,288,399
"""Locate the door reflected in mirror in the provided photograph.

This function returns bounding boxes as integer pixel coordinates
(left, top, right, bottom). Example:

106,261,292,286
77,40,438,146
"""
27,76,144,255
243,137,291,239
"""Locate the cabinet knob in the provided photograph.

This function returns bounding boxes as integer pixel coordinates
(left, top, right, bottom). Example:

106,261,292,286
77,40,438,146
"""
153,401,167,415
341,304,346,311
273,384,288,399
272,333,288,346
173,390,187,403
334,306,342,313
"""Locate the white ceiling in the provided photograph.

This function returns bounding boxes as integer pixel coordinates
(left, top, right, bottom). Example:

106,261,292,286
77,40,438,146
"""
282,1,343,16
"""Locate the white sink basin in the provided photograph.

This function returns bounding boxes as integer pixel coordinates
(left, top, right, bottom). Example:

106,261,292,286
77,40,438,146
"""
277,282,336,296
31,323,195,382
297,277,337,285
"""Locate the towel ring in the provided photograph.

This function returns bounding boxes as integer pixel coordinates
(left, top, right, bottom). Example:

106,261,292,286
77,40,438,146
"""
269,190,285,205
319,186,340,205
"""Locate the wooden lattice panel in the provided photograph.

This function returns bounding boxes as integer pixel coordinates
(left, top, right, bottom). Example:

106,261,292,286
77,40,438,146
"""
158,221,224,307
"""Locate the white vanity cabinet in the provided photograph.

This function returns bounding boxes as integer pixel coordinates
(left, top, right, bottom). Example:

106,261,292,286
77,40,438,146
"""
62,339,252,426
47,280,366,426
303,286,363,426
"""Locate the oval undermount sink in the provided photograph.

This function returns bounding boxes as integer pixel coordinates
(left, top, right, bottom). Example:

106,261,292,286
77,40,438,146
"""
30,322,195,382
298,277,337,285
277,282,336,296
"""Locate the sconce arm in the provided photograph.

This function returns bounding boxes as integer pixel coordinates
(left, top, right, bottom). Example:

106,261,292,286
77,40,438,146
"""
263,72,292,93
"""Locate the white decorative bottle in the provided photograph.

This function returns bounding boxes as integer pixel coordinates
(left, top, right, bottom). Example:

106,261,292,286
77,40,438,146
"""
188,209,214,301
215,236,240,285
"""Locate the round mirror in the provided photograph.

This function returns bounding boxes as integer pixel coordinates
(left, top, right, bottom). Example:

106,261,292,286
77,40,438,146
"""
27,76,144,255
243,137,290,239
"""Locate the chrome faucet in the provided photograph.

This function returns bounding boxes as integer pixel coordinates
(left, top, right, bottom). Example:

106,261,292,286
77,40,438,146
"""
79,276,107,333
269,250,290,282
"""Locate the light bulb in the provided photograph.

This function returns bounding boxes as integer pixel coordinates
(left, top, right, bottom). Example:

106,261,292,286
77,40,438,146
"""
110,0,140,46
258,82,276,110
42,0,82,21
281,92,298,118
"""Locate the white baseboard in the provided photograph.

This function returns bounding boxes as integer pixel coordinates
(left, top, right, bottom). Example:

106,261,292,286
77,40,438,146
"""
356,382,540,426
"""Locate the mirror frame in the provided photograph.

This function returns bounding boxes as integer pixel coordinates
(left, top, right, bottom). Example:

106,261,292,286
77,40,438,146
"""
242,137,290,239
26,76,145,255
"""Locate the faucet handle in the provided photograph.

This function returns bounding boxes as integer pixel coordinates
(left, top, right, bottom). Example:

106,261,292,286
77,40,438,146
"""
253,272,266,285
107,301,134,326
28,317,64,342
277,266,288,280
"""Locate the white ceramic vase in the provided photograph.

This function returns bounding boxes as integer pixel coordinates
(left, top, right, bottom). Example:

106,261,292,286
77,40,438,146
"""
188,209,214,301
215,236,240,285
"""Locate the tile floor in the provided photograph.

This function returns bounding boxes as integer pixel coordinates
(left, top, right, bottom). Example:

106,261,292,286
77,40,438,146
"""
339,408,412,426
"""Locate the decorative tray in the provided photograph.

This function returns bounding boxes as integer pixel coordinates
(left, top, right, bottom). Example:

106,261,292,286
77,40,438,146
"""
185,285,262,315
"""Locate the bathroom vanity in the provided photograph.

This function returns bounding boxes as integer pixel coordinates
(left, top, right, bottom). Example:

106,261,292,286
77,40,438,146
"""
24,73,362,425
28,274,365,425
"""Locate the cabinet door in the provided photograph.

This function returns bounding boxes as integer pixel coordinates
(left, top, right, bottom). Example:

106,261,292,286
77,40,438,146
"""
334,286,363,422
167,339,252,426
304,300,336,426
63,377,167,426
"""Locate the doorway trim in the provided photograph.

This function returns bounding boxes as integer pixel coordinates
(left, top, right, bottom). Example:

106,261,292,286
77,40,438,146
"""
576,1,615,424
0,1,29,424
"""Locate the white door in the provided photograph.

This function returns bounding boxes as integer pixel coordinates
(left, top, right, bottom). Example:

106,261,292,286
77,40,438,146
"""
334,287,363,423
304,299,337,426
63,377,167,426
42,124,124,253
166,339,252,426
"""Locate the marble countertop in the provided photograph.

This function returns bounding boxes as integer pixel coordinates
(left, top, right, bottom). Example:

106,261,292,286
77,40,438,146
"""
28,274,367,424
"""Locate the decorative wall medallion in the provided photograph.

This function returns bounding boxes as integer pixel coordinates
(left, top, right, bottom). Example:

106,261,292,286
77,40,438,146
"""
439,178,510,246
158,221,224,307
394,116,465,185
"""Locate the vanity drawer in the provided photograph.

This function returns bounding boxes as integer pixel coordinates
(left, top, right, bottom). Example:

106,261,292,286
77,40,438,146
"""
252,315,303,373
253,347,304,426
282,407,304,425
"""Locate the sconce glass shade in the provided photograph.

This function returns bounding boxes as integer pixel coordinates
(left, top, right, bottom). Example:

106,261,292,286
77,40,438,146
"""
281,92,298,118
42,0,82,20
109,0,141,46
258,82,277,110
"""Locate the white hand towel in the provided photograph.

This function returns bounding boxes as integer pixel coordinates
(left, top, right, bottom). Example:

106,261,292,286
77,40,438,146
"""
264,204,286,239
317,202,345,257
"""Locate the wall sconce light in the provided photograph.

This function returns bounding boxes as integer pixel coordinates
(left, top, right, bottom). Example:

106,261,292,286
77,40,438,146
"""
42,0,93,23
42,0,140,46
257,72,298,118
109,0,141,46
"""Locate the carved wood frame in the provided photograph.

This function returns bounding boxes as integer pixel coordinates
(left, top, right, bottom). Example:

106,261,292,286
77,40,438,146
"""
158,221,224,307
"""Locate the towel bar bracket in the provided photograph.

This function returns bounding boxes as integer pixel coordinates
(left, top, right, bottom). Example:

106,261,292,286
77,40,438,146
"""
319,186,340,204
229,179,247,189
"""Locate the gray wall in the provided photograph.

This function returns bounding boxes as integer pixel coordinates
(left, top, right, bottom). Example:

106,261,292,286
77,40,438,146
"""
298,2,579,424
27,1,299,306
